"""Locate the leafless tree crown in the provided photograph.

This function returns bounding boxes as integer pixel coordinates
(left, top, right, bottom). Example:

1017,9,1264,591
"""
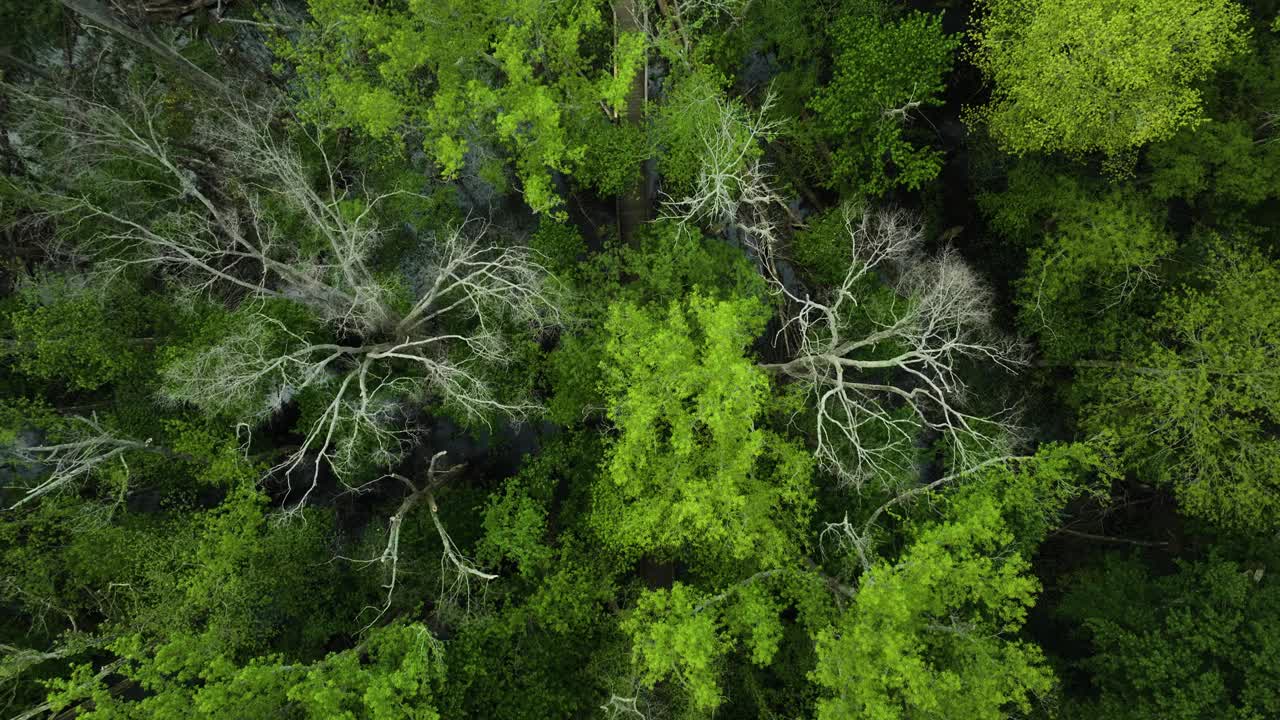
11,80,564,510
764,202,1026,489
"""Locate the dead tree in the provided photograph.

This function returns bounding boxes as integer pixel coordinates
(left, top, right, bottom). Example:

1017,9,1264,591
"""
4,415,182,510
761,203,1026,489
659,89,780,232
12,80,563,512
57,0,227,95
655,86,792,288
647,85,1022,489
343,451,497,628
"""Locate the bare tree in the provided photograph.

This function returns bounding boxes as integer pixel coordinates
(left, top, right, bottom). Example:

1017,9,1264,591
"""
761,203,1026,489
344,451,497,629
57,0,228,95
659,89,781,232
16,80,396,334
820,454,1035,570
656,86,793,289
3,415,181,510
656,0,754,48
646,81,1020,491
12,80,563,511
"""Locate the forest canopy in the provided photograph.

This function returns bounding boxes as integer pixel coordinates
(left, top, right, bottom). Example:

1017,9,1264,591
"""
1,1,1278,719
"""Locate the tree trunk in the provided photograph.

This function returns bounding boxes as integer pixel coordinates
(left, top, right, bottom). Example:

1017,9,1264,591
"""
57,0,227,96
613,0,648,247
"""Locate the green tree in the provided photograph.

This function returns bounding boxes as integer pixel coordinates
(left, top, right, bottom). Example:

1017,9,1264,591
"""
810,8,958,195
1145,22,1280,206
44,622,446,720
970,0,1249,159
978,162,1174,362
1057,553,1280,720
651,66,768,202
7,275,163,392
620,568,836,716
546,221,763,425
448,435,630,719
1078,238,1280,530
807,441,1112,720
811,469,1065,720
280,0,645,216
594,292,813,565
622,582,729,713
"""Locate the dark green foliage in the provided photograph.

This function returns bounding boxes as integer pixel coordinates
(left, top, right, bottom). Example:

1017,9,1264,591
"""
1058,554,1280,720
571,116,649,197
706,0,833,117
1077,238,1280,530
0,1,61,63
1145,26,1280,207
789,207,853,289
810,9,958,195
8,276,160,391
979,161,1174,361
529,220,587,276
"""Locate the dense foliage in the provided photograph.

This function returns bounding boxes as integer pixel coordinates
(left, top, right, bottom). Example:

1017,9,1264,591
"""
2,1,1277,718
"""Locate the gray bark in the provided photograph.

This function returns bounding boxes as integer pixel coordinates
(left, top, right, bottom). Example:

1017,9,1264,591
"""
57,0,227,95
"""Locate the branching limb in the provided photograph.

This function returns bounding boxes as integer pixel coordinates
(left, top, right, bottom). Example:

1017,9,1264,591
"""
5,658,124,720
601,675,663,720
352,452,496,630
0,634,108,685
57,0,227,95
658,90,781,231
691,569,785,614
0,578,79,636
821,455,1033,572
601,694,649,720
15,80,565,515
763,204,1027,488
4,415,181,509
12,82,388,333
396,217,563,337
